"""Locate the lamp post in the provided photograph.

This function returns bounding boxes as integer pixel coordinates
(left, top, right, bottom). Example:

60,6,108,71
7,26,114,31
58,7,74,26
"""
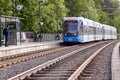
55,6,60,40
12,0,15,16
12,0,23,16
0,18,1,46
39,0,43,42
56,6,59,35
16,5,23,11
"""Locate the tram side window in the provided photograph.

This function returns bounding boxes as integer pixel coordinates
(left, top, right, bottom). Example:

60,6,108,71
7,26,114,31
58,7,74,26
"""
87,26,90,35
104,29,106,34
106,30,108,35
98,28,101,35
89,27,94,35
98,28,100,35
79,26,83,35
96,28,99,34
112,30,114,35
100,28,102,35
83,27,86,35
97,28,99,35
107,30,109,35
102,28,104,35
79,22,84,35
85,26,87,35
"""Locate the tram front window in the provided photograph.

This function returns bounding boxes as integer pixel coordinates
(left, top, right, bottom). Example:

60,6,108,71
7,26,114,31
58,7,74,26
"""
63,20,78,36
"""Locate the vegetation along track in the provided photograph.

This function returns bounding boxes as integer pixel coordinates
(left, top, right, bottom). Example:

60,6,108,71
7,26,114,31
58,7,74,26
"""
8,40,117,80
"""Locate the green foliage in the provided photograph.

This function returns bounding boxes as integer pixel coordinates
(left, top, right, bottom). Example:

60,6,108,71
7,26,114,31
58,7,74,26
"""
113,10,120,33
0,0,120,35
0,0,12,15
111,0,119,8
65,0,100,21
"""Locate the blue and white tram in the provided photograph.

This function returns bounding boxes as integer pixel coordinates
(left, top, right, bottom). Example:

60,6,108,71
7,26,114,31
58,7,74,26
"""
63,17,117,43
63,17,98,42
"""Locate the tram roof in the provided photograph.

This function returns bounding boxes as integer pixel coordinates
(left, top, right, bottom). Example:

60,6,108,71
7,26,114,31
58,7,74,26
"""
64,17,84,21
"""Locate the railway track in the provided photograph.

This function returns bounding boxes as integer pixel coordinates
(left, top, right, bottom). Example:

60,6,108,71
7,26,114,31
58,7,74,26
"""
0,45,79,68
8,40,117,80
0,41,107,68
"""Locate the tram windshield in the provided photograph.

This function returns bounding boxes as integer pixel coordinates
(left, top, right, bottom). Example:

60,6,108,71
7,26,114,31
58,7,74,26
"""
63,20,78,36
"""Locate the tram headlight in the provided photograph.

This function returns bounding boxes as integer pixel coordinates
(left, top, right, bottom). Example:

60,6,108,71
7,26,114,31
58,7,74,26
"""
65,34,67,36
74,33,76,35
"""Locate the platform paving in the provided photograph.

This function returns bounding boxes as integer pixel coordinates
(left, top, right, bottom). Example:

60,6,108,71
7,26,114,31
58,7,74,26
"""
111,42,120,80
0,41,62,58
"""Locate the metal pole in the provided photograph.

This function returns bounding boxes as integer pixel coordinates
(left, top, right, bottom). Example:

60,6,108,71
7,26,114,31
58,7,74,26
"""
39,0,41,34
12,0,15,16
0,18,1,46
57,7,58,35
39,0,43,42
55,6,60,40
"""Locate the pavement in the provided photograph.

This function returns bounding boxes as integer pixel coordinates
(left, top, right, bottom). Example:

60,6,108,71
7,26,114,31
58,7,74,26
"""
0,40,62,50
111,42,120,80
0,40,62,58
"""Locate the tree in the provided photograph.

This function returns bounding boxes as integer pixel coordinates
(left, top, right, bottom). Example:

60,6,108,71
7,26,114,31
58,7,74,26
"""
0,0,12,15
65,0,99,21
1,0,119,37
38,0,68,33
15,0,68,34
112,10,120,38
16,0,38,33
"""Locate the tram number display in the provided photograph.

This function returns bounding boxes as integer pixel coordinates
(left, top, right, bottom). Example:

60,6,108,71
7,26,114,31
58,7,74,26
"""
66,20,77,22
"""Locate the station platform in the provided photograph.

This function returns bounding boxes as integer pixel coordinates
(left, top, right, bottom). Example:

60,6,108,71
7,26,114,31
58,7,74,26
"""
0,40,62,58
112,42,120,80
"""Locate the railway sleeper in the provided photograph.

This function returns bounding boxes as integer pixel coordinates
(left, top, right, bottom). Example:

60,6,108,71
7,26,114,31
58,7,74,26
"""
6,62,12,66
83,70,95,74
85,68,96,71
77,76,92,80
85,67,96,70
23,76,68,80
80,73,93,77
13,61,18,64
86,65,95,68
42,68,75,71
47,66,76,69
30,73,71,77
36,70,74,74
50,62,71,67
41,68,75,72
0,65,3,68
